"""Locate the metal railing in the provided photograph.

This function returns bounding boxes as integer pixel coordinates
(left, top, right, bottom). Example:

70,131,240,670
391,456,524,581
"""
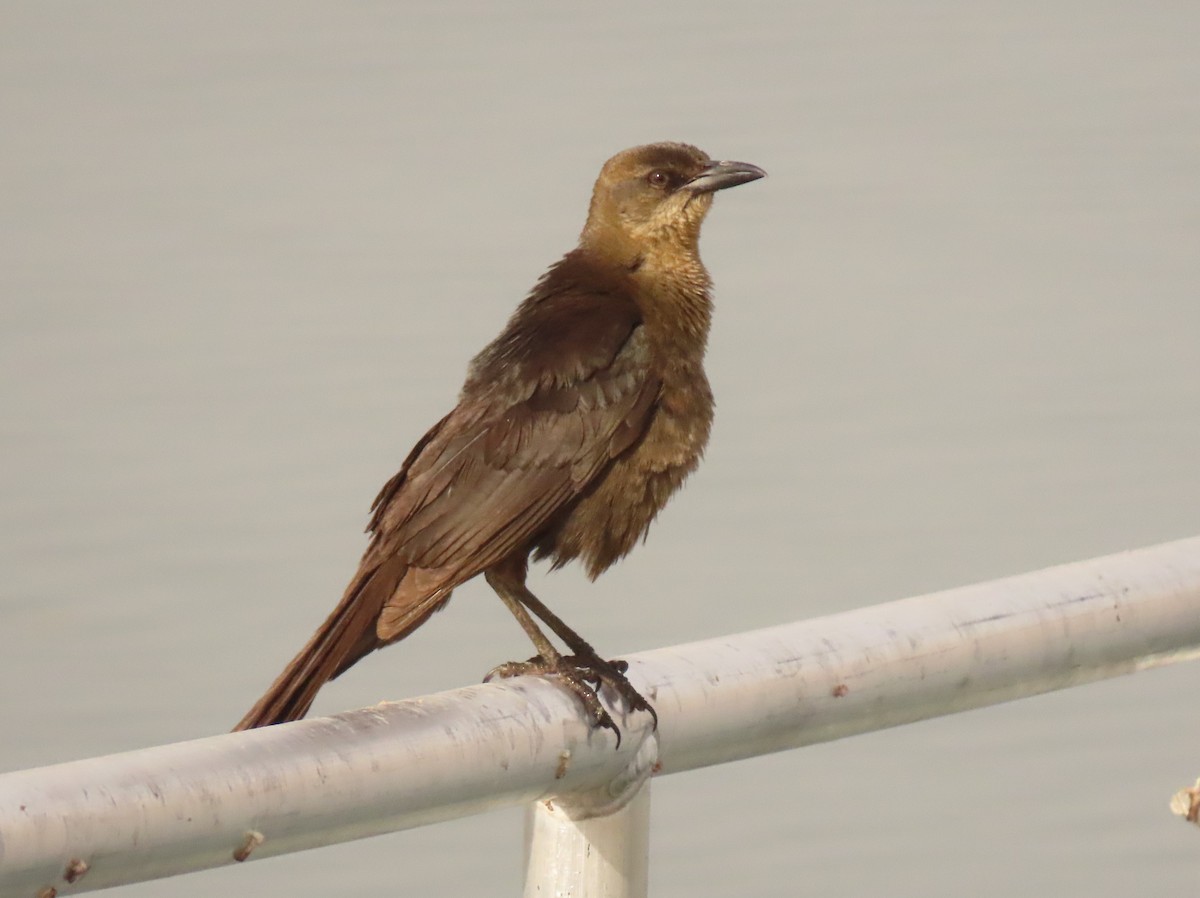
3,536,1199,896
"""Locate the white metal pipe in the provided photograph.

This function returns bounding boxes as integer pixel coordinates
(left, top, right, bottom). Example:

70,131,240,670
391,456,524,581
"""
645,535,1200,775
0,682,642,896
1,536,1199,895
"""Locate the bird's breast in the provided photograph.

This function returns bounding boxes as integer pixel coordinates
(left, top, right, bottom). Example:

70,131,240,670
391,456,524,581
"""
535,366,713,578
639,367,714,471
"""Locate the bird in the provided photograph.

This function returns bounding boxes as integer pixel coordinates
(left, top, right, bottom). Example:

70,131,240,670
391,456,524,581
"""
234,142,765,741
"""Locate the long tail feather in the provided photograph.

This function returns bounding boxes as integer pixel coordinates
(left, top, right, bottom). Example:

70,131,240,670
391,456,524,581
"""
232,558,408,730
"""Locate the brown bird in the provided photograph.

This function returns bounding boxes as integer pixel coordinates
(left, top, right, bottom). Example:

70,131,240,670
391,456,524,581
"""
235,142,765,740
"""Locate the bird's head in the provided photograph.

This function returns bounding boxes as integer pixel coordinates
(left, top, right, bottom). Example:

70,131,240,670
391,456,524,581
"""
579,142,765,270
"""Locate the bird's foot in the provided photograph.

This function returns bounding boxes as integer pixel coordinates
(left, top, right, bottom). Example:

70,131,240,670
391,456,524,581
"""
485,653,656,747
563,653,658,730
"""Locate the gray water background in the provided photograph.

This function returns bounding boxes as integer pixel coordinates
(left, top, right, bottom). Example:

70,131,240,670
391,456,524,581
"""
2,3,1199,895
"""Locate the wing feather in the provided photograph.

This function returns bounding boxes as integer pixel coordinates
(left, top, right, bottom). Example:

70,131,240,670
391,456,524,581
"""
365,288,661,641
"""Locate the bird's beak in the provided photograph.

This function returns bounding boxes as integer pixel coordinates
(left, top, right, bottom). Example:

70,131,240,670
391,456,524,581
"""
685,160,767,194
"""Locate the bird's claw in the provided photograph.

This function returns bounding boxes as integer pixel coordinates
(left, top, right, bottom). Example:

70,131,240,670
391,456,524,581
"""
484,653,655,746
561,653,657,729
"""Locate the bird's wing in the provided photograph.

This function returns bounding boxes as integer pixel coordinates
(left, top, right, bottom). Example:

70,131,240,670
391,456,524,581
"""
365,289,661,641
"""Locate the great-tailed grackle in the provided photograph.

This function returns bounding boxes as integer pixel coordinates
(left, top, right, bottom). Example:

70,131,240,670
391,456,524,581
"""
234,142,765,740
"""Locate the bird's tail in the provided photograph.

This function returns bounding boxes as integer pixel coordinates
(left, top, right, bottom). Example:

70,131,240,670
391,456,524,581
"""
232,558,408,731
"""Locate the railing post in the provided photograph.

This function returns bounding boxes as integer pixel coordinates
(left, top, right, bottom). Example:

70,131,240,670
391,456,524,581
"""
523,779,651,898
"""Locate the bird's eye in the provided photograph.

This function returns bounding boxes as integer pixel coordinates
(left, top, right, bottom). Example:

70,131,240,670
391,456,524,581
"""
646,170,671,190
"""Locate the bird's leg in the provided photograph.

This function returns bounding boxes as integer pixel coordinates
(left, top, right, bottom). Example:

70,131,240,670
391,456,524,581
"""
483,565,633,744
483,563,656,737
513,588,657,728
484,571,624,739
